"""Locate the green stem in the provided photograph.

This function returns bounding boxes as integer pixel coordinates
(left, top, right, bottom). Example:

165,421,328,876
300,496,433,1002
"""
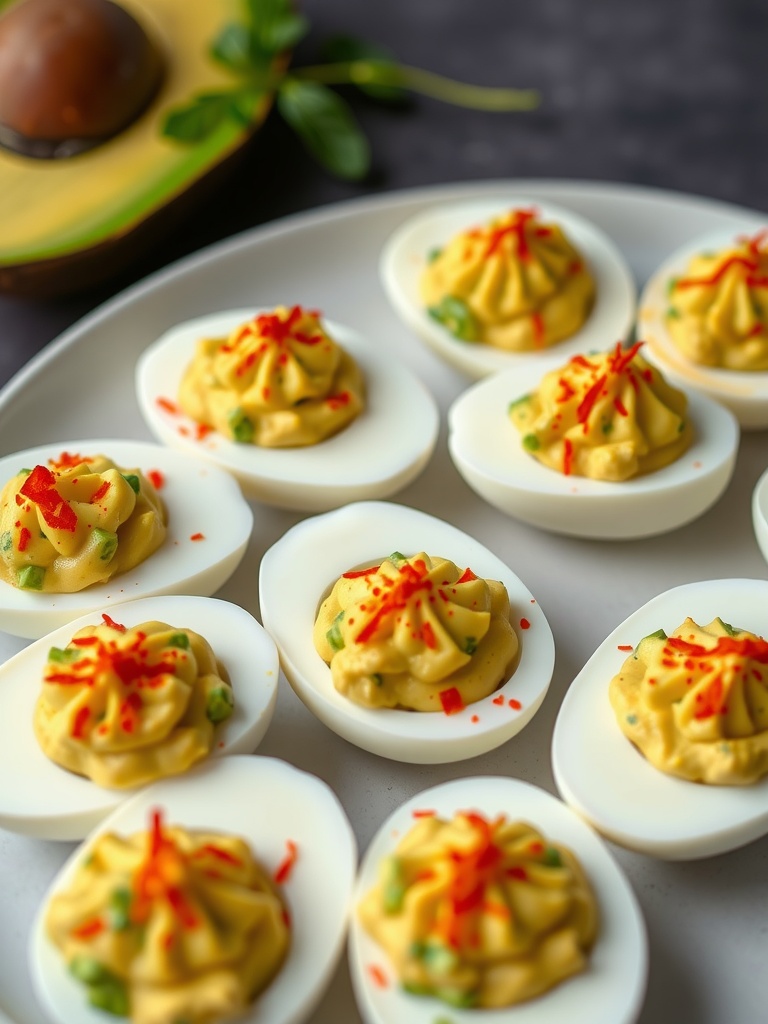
288,60,539,111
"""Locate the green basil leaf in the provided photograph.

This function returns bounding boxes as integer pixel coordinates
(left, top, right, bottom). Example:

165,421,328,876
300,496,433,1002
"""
321,35,408,103
210,22,254,71
263,12,310,51
229,86,268,126
248,0,306,53
277,80,370,180
162,93,234,143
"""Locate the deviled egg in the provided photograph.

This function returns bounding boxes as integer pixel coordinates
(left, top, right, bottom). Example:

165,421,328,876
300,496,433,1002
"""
380,198,636,379
349,775,647,1024
136,309,439,511
552,578,768,858
259,501,555,763
0,595,279,840
753,465,768,565
0,439,253,638
639,224,768,428
29,755,357,1024
448,353,739,539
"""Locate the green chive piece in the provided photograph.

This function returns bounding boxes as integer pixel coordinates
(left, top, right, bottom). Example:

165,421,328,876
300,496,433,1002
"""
420,941,459,973
121,473,140,494
666,276,679,296
48,646,80,665
326,611,345,652
522,433,541,451
542,846,562,868
227,407,255,443
92,528,118,562
435,988,477,1009
666,307,681,319
206,686,235,724
507,393,531,412
87,976,130,1016
69,956,111,985
626,714,638,725
716,617,741,637
18,468,31,476
167,632,191,650
387,551,408,566
382,855,406,913
17,565,45,590
108,887,132,931
463,636,478,654
428,295,478,341
0,531,12,552
427,246,443,263
402,980,433,997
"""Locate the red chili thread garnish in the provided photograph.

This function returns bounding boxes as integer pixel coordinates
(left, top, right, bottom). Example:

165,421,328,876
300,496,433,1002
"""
617,644,633,652
437,812,505,950
355,559,432,644
412,809,436,818
439,687,465,715
613,396,628,417
193,844,244,867
71,706,91,739
274,840,299,884
157,397,180,415
71,917,105,940
49,451,92,470
89,480,111,504
368,964,388,989
531,312,545,348
147,470,165,490
190,532,205,542
17,526,30,552
342,566,379,579
102,613,126,633
562,438,574,476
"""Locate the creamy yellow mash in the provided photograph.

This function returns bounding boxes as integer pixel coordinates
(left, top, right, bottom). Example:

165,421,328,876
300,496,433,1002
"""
509,342,693,481
0,452,166,593
610,616,768,785
179,305,365,447
313,552,518,712
420,208,595,351
34,617,234,789
666,232,768,370
46,810,290,1023
359,810,598,1008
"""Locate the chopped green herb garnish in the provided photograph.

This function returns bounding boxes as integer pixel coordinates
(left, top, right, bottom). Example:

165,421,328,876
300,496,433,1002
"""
428,296,478,341
167,632,191,650
48,646,80,665
715,617,741,637
522,433,541,451
88,975,130,1016
463,636,478,654
507,393,531,413
541,846,562,868
626,714,638,725
18,468,31,476
387,551,408,566
17,565,45,590
108,887,132,931
601,420,613,435
70,956,112,985
666,276,679,296
0,531,11,552
121,473,140,494
419,941,459,973
206,686,235,724
435,988,477,1009
382,855,406,913
427,246,443,263
227,407,255,443
92,528,118,562
666,307,681,319
326,610,345,652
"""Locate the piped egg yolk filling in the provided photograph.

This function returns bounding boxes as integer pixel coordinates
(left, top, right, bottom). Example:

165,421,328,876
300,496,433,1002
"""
610,616,768,785
0,452,166,593
179,304,365,447
45,809,291,1024
359,810,598,1009
509,341,692,481
313,552,519,712
34,616,234,789
420,207,595,351
666,230,768,370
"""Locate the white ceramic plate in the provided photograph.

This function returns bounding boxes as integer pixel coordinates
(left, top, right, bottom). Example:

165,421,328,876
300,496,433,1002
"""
448,363,739,538
638,223,768,429
1,181,767,1024
259,501,555,763
552,579,768,859
136,310,439,511
29,756,357,1024
349,775,647,1024
0,595,279,841
380,196,636,379
753,465,768,564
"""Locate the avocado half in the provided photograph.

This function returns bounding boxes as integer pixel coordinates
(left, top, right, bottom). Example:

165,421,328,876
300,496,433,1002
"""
0,0,274,298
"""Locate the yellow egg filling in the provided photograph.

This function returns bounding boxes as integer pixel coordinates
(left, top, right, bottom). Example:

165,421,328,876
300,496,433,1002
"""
34,616,234,789
420,208,595,351
359,810,598,1009
179,304,365,447
610,616,768,785
45,810,290,1024
509,342,693,481
666,231,768,370
313,551,518,712
0,452,166,593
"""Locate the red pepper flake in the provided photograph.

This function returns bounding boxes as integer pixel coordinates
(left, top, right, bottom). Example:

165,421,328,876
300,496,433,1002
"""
89,480,111,504
492,694,505,706
421,621,437,649
531,312,545,348
147,470,165,490
157,397,180,415
368,964,388,989
439,687,465,715
471,714,480,723
613,396,628,417
71,706,91,739
456,567,477,584
20,465,78,532
508,698,522,710
412,809,436,818
71,917,105,940
326,391,351,410
72,636,99,646
520,618,531,630
342,566,379,579
17,526,30,552
274,839,298,884
190,532,205,542
562,438,574,476
49,451,92,470
506,865,528,881
617,644,633,651
195,423,214,441
102,613,126,633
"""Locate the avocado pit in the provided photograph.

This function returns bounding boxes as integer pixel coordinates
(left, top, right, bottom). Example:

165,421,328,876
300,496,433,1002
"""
0,0,164,158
